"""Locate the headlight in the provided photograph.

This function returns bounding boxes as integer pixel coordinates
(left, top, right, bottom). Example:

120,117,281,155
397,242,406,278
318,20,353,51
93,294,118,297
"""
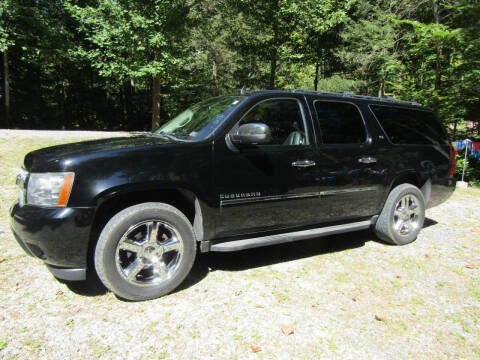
26,172,75,207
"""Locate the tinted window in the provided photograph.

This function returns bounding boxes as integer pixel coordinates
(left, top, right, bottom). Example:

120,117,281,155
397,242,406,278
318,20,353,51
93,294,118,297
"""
240,99,308,145
370,105,448,145
314,101,366,144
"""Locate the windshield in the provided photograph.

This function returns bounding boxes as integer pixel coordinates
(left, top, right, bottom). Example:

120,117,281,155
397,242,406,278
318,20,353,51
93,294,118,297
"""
153,95,246,141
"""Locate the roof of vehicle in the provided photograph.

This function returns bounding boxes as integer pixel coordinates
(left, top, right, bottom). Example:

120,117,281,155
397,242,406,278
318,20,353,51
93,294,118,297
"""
243,89,424,109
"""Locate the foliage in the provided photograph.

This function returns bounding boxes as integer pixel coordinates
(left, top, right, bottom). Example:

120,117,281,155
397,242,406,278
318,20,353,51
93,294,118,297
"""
0,0,478,180
455,154,480,186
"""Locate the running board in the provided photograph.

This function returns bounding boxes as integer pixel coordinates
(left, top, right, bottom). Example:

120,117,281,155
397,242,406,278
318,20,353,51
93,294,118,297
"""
209,219,375,252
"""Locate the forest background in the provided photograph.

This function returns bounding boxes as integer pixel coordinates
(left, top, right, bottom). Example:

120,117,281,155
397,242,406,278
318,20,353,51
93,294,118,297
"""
1,0,479,182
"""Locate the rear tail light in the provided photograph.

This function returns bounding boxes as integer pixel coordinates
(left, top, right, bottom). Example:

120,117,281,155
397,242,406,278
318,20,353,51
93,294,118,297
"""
449,144,456,178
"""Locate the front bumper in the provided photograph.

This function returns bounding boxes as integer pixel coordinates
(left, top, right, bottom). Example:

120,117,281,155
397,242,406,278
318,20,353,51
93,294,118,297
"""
46,265,86,281
10,202,95,280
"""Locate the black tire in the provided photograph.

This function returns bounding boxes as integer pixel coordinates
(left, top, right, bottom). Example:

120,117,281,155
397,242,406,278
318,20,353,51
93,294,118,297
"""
94,202,196,301
374,184,425,245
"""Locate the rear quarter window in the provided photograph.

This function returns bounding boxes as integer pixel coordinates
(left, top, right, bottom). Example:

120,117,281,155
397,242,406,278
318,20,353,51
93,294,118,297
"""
370,105,448,145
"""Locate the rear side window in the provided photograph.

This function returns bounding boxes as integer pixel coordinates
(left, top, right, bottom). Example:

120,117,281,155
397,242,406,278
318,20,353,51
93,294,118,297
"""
370,105,448,145
314,101,366,144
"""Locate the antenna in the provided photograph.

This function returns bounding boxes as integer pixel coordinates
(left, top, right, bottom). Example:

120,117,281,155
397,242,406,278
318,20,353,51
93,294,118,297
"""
240,85,247,95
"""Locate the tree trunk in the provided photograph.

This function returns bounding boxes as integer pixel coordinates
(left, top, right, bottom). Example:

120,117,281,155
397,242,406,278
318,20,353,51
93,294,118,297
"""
3,50,10,128
378,78,385,97
433,0,441,90
212,57,219,95
314,62,319,91
123,82,133,129
269,49,277,90
151,46,162,131
61,79,69,127
152,75,162,131
321,61,325,86
269,11,279,90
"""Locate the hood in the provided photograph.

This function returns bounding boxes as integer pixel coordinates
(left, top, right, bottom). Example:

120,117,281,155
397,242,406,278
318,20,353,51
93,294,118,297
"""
24,135,174,172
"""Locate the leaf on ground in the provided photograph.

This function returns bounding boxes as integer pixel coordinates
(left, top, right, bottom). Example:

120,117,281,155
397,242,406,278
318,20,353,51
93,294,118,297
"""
0,315,4,321
56,290,63,296
465,264,475,269
135,308,144,313
395,275,401,279
352,296,358,302
255,304,264,308
425,254,430,258
374,315,386,322
250,344,262,353
234,290,242,296
11,312,20,319
471,228,479,233
0,257,5,264
340,306,347,311
281,324,294,335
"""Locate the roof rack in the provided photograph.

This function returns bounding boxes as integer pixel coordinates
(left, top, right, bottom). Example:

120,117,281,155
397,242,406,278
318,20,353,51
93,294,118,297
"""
291,89,421,106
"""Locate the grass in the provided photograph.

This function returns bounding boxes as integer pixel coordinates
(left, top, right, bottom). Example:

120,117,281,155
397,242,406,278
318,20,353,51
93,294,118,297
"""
23,339,42,348
470,282,480,301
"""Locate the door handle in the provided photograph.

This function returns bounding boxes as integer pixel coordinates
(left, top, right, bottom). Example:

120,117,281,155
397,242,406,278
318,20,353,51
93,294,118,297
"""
358,156,377,164
292,160,316,168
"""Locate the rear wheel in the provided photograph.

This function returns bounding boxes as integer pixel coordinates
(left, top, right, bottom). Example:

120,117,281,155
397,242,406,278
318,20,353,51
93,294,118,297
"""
94,202,196,301
374,184,425,245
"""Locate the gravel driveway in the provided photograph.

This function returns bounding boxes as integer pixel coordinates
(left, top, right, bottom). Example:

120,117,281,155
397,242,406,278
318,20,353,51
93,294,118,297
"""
0,131,479,359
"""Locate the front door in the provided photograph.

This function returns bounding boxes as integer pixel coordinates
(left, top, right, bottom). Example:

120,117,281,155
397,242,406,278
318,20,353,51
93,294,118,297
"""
213,96,327,238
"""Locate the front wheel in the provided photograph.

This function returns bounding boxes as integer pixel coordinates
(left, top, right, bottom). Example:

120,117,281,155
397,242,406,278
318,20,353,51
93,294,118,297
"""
94,202,196,301
374,184,425,245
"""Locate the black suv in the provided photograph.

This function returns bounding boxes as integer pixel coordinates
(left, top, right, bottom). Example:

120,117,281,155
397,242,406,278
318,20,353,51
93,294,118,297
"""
10,90,456,300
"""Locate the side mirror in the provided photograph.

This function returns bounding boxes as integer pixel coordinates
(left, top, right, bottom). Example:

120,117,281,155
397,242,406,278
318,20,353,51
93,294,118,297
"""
230,123,272,145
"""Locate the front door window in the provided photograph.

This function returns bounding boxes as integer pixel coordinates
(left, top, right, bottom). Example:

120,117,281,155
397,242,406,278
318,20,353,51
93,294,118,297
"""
239,99,309,146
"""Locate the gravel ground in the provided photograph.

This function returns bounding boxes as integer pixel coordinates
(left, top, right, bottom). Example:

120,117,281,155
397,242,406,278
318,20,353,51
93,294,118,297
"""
0,132,479,359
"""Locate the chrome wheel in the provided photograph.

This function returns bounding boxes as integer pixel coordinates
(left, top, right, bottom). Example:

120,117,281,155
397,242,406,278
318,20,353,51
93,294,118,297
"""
393,194,421,236
115,220,184,286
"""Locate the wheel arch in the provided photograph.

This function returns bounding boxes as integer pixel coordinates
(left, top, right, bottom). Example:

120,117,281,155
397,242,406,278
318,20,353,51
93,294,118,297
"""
87,187,205,272
387,172,431,206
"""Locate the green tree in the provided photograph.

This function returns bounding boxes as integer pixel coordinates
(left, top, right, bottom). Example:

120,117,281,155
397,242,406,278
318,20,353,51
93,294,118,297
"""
1,0,15,127
395,0,480,132
68,0,192,130
337,0,411,97
298,0,350,91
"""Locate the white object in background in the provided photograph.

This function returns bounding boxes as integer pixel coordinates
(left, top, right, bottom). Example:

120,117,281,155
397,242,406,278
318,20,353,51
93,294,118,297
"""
456,181,469,189
461,139,471,183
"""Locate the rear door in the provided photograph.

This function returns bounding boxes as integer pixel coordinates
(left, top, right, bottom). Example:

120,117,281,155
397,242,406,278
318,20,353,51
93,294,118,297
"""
308,97,387,221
